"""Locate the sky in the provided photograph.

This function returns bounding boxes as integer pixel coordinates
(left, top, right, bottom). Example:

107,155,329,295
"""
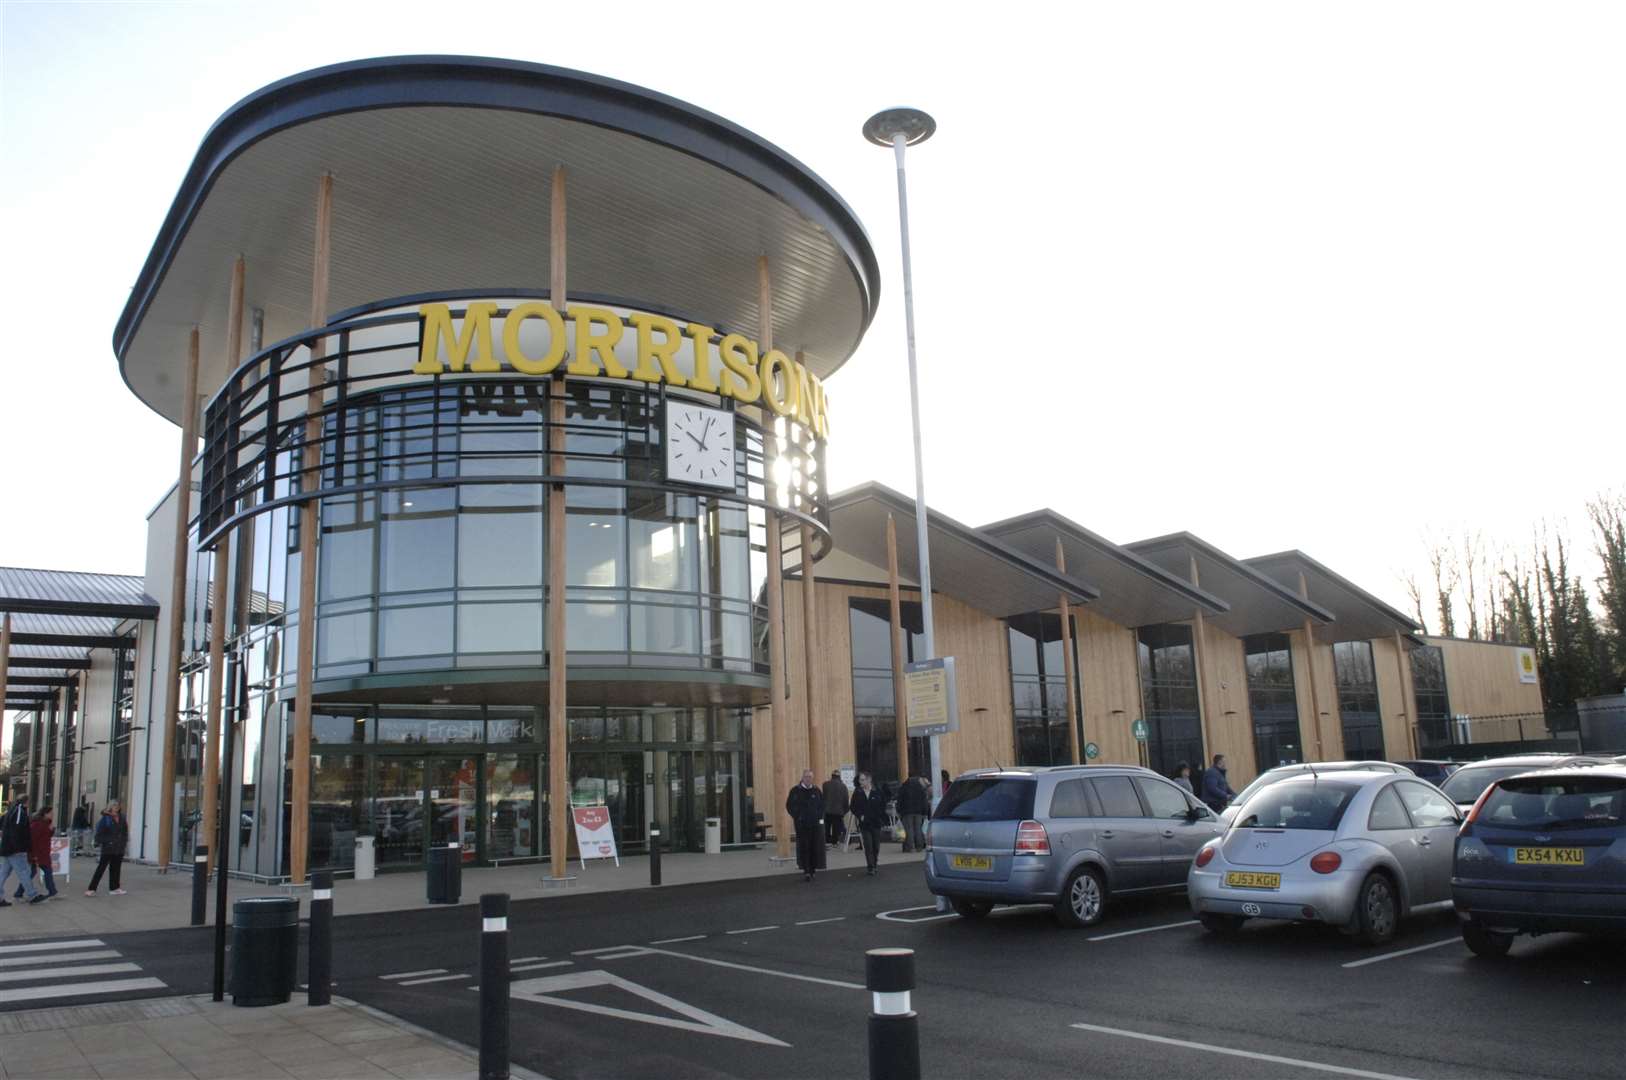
2,2,1623,742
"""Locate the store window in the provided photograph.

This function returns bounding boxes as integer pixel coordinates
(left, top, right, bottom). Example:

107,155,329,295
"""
1244,633,1302,769
1007,613,1079,766
848,598,927,783
1333,641,1384,758
1410,645,1450,750
1137,624,1204,777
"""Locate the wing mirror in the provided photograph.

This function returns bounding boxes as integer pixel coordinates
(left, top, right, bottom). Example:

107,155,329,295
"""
1186,805,1205,822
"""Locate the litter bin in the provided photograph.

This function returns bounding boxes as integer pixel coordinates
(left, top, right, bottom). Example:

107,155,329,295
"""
354,836,376,880
704,817,722,855
427,842,462,904
229,897,299,1007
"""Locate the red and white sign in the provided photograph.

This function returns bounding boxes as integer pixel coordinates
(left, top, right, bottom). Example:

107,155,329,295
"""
571,806,620,868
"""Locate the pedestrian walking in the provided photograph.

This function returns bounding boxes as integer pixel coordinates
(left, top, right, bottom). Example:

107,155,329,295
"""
21,808,60,900
85,800,129,897
785,769,826,882
821,770,849,846
0,795,42,906
71,800,91,855
897,774,929,853
1171,761,1195,795
1201,754,1237,814
851,772,888,876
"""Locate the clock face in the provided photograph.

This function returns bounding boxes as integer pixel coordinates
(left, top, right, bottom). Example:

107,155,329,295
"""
665,404,736,489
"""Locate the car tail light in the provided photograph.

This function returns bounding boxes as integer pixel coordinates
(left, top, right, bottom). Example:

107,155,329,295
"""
1463,785,1495,828
1014,820,1050,855
1195,844,1216,868
1310,851,1342,874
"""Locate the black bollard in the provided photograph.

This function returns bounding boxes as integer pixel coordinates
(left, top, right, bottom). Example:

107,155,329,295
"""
191,846,209,927
866,947,920,1080
479,893,510,1080
649,828,662,887
308,870,332,1006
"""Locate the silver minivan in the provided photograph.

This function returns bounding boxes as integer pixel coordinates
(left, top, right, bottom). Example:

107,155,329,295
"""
924,765,1224,928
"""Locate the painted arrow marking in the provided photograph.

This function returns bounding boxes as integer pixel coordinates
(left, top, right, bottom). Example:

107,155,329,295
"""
510,969,788,1046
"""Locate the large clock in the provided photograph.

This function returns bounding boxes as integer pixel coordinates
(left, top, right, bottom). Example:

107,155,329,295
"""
664,403,736,489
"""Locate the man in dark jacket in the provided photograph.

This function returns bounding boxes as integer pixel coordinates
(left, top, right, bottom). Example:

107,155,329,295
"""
71,801,91,855
785,769,826,882
86,801,129,897
1202,754,1237,814
850,772,889,876
821,770,850,846
897,775,929,853
0,796,42,904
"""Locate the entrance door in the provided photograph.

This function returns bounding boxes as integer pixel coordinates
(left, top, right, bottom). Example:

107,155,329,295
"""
651,750,707,851
429,757,481,864
371,755,482,868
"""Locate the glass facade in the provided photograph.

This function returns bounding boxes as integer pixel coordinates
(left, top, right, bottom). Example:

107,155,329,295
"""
1007,613,1080,766
848,597,928,784
1333,640,1385,758
1410,645,1450,750
1137,624,1203,778
1244,633,1302,769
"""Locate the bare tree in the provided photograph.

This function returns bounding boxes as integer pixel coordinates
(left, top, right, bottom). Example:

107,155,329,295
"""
1428,542,1458,638
1402,572,1428,633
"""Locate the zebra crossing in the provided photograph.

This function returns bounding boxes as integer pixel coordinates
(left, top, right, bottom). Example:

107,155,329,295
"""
0,937,166,1004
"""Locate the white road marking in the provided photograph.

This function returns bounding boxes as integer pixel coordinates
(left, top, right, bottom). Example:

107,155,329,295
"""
381,969,447,981
1069,1022,1423,1080
511,969,788,1046
725,925,779,935
649,935,707,945
512,961,574,972
643,947,863,990
510,956,548,965
0,939,105,955
1342,938,1462,969
876,905,956,923
794,917,846,926
1087,920,1200,942
573,945,637,955
0,950,120,968
398,973,470,986
0,963,140,985
0,977,165,1004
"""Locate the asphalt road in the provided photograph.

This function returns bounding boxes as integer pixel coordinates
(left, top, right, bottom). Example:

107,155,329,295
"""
5,863,1624,1079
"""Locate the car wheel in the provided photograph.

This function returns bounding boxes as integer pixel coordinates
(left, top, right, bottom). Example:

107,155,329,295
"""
950,898,994,920
1355,872,1398,946
1461,922,1514,958
1199,912,1246,935
1055,866,1106,929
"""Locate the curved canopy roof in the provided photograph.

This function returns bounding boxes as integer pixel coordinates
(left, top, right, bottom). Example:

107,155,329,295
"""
114,56,881,424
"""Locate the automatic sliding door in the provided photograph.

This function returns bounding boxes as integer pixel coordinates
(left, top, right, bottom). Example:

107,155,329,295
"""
371,757,426,868
428,757,480,863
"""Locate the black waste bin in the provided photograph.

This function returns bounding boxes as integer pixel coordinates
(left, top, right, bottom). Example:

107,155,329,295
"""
427,842,462,904
229,896,299,1007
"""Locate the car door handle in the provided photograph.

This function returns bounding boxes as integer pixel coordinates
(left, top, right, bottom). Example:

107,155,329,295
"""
1100,830,1115,839
1417,836,1431,846
1161,829,1175,839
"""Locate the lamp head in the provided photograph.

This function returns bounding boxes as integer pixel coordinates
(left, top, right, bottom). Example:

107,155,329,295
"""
863,108,936,147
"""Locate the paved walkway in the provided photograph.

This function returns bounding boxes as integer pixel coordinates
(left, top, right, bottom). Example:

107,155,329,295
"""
0,992,543,1080
1,843,922,939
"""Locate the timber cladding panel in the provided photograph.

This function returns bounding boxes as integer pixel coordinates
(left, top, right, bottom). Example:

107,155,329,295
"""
1074,608,1142,768
1428,636,1544,741
1371,635,1415,759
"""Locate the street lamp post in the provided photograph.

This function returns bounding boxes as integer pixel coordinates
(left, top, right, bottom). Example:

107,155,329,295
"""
863,107,941,806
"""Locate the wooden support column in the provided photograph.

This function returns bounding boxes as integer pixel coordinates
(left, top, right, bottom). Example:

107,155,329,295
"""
200,256,244,875
1298,570,1327,761
547,165,570,879
290,174,332,885
1188,555,1217,765
799,524,825,781
1056,539,1081,764
1394,630,1418,758
760,256,792,860
157,327,201,869
886,514,910,785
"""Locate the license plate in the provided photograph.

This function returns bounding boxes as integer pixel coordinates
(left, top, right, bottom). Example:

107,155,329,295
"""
950,854,993,871
1225,871,1281,890
1512,847,1585,866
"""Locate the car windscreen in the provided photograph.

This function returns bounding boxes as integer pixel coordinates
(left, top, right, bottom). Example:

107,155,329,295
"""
933,778,1036,822
1233,771,1291,806
1233,782,1357,830
1478,776,1626,831
1443,765,1550,804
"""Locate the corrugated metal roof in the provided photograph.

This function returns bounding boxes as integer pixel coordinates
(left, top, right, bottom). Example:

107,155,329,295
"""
0,567,158,618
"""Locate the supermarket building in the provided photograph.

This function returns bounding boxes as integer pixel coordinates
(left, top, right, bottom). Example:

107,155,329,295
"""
0,57,1544,880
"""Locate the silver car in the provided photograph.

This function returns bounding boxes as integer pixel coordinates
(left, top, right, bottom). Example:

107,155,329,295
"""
1188,771,1460,944
925,765,1224,929
1219,761,1414,826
